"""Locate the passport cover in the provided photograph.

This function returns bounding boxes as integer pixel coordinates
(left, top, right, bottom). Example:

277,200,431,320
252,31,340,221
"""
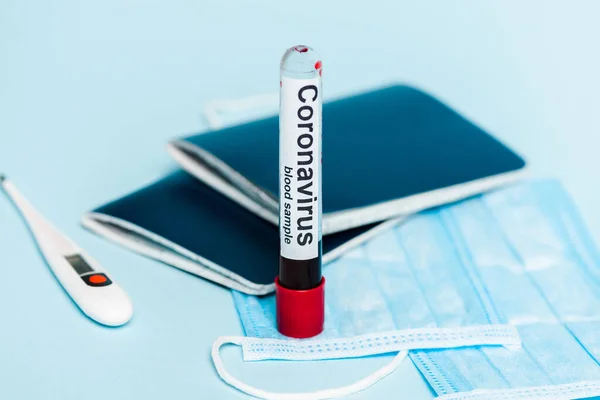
169,84,527,235
82,172,392,295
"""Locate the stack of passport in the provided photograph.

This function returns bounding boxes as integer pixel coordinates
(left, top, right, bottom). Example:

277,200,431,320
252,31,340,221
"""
82,85,526,295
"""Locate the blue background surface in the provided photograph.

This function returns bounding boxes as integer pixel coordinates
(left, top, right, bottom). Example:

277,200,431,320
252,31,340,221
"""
1,1,599,398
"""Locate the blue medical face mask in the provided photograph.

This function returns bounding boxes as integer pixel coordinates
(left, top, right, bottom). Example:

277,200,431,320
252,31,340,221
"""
203,93,279,130
205,94,521,399
212,214,520,399
409,179,600,400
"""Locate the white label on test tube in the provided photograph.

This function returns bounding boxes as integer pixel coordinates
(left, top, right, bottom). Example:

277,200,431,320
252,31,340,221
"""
279,75,322,260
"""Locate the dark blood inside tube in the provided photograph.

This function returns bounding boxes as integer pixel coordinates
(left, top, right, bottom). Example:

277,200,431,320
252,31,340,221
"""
279,242,322,290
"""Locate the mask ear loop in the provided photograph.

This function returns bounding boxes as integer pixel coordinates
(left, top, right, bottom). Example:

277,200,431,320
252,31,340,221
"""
203,93,279,130
211,336,408,400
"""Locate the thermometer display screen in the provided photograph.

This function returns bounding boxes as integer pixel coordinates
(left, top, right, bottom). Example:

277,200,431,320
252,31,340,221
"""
65,254,94,275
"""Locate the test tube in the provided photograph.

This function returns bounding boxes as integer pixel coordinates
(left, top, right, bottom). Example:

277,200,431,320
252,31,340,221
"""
275,45,325,339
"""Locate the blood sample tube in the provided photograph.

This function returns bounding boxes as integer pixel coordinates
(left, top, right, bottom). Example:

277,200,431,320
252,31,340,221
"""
275,45,325,338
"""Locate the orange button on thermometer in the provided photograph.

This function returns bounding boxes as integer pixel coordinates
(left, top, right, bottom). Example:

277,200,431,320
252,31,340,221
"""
89,274,107,284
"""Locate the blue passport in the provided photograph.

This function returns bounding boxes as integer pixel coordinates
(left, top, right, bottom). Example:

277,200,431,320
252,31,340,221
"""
83,172,388,295
169,85,527,235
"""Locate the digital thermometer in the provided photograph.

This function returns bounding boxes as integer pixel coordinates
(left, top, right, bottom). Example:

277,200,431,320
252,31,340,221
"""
0,174,133,327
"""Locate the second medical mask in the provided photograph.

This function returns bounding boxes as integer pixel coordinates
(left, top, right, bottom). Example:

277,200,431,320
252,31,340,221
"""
212,210,522,399
408,180,600,399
